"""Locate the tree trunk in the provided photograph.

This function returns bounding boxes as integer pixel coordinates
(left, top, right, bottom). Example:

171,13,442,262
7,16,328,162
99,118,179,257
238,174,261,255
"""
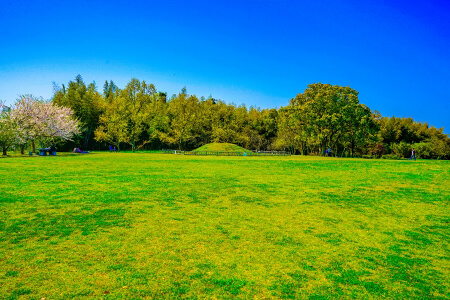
333,142,338,157
20,144,25,155
132,141,135,153
32,141,36,153
2,147,7,156
85,125,92,150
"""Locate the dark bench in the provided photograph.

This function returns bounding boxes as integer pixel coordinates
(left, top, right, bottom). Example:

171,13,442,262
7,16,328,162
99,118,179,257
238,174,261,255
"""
38,148,56,156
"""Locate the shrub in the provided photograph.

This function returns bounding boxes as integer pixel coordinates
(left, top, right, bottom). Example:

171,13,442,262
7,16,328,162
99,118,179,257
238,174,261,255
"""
381,154,402,160
391,142,411,158
372,143,386,158
414,142,433,159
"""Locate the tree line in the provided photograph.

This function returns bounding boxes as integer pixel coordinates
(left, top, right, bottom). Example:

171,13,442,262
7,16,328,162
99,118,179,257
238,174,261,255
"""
1,75,449,159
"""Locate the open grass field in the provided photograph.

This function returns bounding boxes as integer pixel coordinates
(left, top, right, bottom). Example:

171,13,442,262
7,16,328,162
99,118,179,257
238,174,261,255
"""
0,153,449,299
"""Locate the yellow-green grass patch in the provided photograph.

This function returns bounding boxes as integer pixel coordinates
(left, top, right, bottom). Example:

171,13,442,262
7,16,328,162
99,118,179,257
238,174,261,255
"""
0,154,449,299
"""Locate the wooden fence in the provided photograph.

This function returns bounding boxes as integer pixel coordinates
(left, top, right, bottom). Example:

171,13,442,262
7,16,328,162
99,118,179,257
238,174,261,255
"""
162,149,291,156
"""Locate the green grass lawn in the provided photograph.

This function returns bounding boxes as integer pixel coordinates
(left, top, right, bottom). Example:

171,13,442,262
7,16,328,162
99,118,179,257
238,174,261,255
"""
0,153,449,299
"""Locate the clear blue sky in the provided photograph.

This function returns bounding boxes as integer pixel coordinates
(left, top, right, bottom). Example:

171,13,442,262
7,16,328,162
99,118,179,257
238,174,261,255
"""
1,0,449,132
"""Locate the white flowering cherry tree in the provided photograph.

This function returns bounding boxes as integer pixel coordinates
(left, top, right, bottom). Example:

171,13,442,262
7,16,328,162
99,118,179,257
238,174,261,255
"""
10,95,80,153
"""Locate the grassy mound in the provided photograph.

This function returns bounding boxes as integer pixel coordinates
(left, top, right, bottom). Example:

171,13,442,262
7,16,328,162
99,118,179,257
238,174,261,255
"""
194,142,251,153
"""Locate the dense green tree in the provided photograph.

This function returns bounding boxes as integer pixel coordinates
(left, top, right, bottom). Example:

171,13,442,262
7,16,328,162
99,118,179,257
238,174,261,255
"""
0,102,17,155
52,75,102,149
247,107,278,150
377,116,450,158
159,89,201,150
229,104,250,148
122,79,155,152
145,92,169,148
340,103,378,157
196,97,216,145
277,83,376,156
94,88,128,151
95,78,156,152
275,105,308,154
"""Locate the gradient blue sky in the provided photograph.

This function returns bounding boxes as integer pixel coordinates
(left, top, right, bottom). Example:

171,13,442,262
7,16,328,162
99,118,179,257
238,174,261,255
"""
1,0,449,132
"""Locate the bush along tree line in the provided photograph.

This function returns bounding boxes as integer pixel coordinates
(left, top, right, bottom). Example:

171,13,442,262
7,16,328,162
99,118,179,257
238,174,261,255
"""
1,75,449,158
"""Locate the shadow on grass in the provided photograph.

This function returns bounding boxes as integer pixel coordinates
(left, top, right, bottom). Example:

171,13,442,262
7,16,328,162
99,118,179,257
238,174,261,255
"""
1,208,128,244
